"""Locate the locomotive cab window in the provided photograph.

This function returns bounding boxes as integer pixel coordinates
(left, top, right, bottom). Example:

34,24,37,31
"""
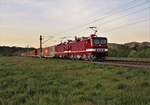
93,38,107,46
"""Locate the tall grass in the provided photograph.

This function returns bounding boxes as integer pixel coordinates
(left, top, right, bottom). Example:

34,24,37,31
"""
0,56,150,105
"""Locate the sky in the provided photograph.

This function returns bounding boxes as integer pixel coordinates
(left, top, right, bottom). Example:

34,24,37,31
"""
0,0,150,48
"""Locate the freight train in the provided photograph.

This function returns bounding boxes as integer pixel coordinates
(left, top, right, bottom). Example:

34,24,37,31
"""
21,34,108,60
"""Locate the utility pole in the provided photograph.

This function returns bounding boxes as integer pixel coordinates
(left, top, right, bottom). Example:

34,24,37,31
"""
39,35,54,58
40,35,42,58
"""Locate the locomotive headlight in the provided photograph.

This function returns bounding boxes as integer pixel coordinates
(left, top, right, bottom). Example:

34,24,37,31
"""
104,49,108,51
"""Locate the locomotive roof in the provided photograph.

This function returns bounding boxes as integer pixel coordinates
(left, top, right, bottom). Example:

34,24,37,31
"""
55,34,107,46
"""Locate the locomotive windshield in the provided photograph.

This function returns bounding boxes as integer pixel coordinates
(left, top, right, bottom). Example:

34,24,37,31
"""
93,38,107,46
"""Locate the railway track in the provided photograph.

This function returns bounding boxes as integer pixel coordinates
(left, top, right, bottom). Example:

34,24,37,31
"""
33,57,150,69
94,59,150,69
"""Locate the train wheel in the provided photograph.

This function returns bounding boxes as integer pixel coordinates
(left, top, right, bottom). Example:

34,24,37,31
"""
89,55,96,61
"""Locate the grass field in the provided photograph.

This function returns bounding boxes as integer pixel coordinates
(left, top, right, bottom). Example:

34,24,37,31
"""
0,57,150,105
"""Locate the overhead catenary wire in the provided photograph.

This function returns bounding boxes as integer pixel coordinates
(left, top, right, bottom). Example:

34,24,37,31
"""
42,0,143,39
67,5,150,36
79,0,149,27
41,0,150,45
102,18,149,33
65,8,150,39
96,6,150,27
42,36,54,44
56,0,140,34
56,0,149,36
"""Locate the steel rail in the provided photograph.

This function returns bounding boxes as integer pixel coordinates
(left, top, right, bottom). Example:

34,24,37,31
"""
94,60,150,69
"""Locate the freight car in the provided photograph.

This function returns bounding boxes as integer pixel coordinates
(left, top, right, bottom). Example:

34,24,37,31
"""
43,46,55,58
22,34,108,60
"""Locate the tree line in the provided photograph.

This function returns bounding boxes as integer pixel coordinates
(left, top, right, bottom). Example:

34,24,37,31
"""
0,46,35,56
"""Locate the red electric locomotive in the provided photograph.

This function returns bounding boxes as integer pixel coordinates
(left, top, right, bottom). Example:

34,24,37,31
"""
55,34,108,60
